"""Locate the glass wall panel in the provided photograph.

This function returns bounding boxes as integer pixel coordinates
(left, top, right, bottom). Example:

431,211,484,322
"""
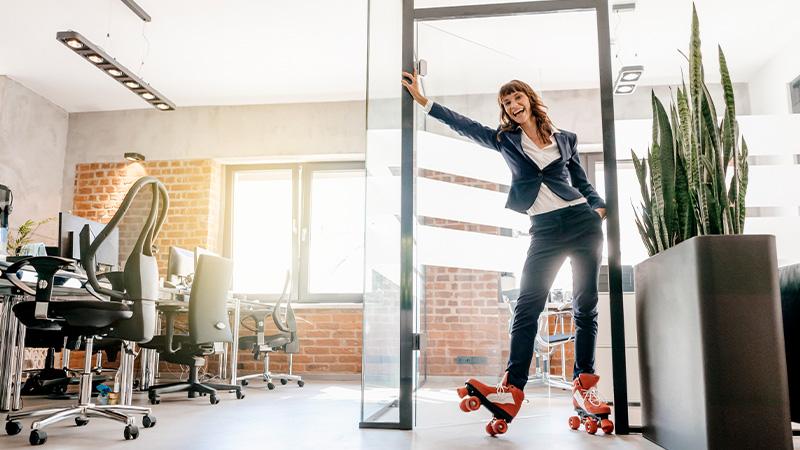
361,0,403,426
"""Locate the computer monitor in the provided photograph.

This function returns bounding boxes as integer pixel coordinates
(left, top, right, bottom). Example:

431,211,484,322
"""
194,246,218,266
167,246,194,284
58,212,119,269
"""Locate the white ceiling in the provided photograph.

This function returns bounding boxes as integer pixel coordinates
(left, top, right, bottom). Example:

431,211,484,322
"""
1,0,798,112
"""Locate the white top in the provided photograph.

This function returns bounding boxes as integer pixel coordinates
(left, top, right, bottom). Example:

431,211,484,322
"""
519,131,586,215
422,101,586,216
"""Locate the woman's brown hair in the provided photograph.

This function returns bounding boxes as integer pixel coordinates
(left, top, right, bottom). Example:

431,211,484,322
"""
497,80,554,143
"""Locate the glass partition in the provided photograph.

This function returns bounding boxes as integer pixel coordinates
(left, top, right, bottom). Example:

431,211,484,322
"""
361,0,404,427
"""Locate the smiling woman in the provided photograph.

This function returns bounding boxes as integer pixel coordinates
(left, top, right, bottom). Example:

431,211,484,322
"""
402,68,610,427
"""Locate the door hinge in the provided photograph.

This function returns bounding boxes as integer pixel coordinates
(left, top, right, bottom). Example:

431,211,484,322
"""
412,333,423,351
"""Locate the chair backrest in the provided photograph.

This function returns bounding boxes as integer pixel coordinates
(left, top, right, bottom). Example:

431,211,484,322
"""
189,254,233,344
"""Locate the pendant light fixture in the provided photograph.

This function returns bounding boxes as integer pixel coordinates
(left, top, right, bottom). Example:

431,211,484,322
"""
56,30,175,111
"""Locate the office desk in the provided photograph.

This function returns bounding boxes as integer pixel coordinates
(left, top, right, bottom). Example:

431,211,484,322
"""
143,289,274,388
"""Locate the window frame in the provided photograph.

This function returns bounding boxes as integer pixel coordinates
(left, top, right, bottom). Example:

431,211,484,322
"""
224,161,366,304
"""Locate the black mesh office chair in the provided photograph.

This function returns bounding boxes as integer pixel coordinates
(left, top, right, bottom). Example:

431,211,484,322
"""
237,275,304,390
144,254,244,405
3,176,166,446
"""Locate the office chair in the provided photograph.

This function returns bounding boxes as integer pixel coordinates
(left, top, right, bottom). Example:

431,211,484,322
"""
144,254,245,405
503,284,575,390
237,272,304,390
3,176,167,445
21,333,121,397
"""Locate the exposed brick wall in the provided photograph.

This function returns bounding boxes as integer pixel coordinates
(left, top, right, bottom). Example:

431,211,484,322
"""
73,160,222,277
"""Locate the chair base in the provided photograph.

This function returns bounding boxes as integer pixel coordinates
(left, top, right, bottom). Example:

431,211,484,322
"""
148,381,243,404
237,352,304,389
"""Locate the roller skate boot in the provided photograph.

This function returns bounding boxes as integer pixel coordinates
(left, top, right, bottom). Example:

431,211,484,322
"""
456,373,524,437
568,373,614,435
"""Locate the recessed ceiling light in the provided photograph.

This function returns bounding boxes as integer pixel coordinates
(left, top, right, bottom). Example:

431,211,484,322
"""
621,72,641,82
614,65,644,96
57,30,176,111
615,84,635,95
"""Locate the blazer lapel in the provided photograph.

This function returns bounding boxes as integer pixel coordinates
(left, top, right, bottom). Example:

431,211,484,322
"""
553,132,569,162
508,131,537,166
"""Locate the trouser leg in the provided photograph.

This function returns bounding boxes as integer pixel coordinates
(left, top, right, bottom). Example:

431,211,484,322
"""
505,234,567,390
569,210,604,378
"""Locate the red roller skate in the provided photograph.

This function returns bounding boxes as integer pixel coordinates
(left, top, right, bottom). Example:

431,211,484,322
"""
456,374,524,437
568,373,614,435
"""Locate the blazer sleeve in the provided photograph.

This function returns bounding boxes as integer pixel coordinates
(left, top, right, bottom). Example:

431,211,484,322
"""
566,134,607,210
428,102,501,152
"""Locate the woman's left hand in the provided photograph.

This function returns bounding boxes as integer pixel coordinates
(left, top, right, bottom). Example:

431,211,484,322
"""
595,208,606,220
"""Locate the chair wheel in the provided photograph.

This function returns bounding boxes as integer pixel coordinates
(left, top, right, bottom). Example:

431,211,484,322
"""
142,415,156,428
124,424,139,440
6,420,22,436
240,380,249,386
149,396,160,405
267,382,275,390
236,390,245,400
297,380,305,387
210,395,219,405
75,417,89,427
188,391,197,398
29,430,47,446
280,378,288,385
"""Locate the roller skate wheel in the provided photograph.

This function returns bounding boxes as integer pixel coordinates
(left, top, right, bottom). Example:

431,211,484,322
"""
465,396,481,411
485,421,497,437
568,416,581,430
601,418,614,434
491,419,508,435
584,418,598,435
456,386,468,398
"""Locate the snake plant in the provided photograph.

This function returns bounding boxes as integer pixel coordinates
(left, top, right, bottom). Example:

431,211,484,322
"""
632,5,749,257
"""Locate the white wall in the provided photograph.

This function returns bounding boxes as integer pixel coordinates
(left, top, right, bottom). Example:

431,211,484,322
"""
0,76,69,245
749,38,800,115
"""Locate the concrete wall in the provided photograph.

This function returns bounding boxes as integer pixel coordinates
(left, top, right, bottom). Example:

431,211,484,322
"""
749,39,800,115
62,101,366,212
0,76,69,245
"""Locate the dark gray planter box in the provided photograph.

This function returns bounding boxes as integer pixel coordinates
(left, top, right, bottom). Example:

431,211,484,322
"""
635,235,791,450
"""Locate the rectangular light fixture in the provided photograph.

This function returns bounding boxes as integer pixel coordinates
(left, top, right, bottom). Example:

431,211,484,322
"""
56,30,175,111
120,0,151,22
613,65,644,95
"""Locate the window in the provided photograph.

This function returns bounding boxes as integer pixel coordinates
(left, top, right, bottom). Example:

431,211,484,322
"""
226,162,366,302
791,74,800,114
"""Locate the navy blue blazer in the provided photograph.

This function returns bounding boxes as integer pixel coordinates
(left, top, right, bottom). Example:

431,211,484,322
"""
428,102,606,215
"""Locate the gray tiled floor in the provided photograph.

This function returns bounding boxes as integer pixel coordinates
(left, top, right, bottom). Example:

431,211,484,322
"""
1,379,796,450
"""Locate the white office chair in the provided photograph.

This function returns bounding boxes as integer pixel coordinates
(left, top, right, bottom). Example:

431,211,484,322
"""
502,278,575,390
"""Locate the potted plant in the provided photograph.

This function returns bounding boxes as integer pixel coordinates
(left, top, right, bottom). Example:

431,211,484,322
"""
6,217,54,256
631,5,791,449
